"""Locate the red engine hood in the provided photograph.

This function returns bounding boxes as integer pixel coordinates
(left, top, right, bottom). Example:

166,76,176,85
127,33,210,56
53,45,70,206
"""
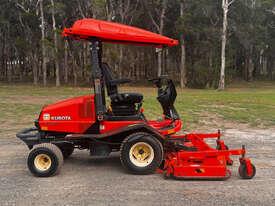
39,95,96,133
62,18,178,47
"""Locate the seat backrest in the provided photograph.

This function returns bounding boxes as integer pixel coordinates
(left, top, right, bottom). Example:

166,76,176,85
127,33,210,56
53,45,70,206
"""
101,63,118,96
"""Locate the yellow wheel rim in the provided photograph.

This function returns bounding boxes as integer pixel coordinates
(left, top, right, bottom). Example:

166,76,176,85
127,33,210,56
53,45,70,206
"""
34,154,52,171
129,142,154,167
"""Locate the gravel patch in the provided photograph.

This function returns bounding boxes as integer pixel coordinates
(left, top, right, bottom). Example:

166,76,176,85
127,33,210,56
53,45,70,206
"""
0,129,274,206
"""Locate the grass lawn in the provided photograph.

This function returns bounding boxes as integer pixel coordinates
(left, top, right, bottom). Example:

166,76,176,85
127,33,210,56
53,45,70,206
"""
1,81,275,134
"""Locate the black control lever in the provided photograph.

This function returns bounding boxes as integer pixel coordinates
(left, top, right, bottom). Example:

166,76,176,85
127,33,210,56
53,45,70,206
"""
148,75,169,88
148,75,169,81
148,78,161,88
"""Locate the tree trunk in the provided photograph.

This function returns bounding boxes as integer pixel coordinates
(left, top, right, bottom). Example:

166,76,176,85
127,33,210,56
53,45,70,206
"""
180,2,187,88
180,37,187,88
118,46,123,78
248,52,254,81
218,0,229,90
244,54,249,81
64,40,68,84
263,57,267,76
73,58,77,86
157,1,166,77
51,0,60,87
40,0,47,86
248,57,254,81
84,43,90,83
157,50,162,77
7,61,12,83
33,53,38,85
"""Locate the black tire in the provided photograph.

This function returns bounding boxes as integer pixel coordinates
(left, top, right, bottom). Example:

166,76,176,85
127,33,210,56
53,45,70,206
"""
120,132,163,175
238,163,256,179
55,142,74,159
27,143,64,177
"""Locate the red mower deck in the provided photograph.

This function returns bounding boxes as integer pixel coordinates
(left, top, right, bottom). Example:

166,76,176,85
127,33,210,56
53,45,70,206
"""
159,131,255,179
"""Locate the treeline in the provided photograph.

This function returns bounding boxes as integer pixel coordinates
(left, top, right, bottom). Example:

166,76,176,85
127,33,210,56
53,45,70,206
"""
0,0,275,88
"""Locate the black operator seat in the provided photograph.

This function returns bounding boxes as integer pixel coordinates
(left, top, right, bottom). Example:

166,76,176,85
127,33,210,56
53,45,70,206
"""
101,63,143,104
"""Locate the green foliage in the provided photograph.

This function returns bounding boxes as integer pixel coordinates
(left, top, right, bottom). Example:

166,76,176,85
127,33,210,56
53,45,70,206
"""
0,0,275,86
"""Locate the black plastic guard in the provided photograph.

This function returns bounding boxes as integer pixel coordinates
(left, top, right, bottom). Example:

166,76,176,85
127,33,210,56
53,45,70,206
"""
16,127,40,148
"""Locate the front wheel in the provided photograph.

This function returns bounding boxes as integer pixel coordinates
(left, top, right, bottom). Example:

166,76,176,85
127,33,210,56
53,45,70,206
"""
27,143,64,177
120,132,163,175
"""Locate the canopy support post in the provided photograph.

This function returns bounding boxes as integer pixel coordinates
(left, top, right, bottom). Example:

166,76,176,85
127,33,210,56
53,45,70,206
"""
90,39,105,121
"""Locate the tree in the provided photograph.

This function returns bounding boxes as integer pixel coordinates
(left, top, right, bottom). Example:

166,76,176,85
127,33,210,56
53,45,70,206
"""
50,0,60,86
39,0,47,86
145,0,167,77
218,0,235,90
1,0,275,87
179,1,187,88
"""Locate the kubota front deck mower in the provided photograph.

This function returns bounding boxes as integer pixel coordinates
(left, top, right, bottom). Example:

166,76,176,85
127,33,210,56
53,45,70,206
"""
17,18,256,180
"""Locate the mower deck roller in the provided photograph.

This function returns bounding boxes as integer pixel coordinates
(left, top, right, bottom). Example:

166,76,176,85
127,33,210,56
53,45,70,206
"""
17,18,255,180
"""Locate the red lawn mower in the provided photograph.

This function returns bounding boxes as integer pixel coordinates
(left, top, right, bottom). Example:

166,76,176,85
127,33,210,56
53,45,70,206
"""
17,18,256,180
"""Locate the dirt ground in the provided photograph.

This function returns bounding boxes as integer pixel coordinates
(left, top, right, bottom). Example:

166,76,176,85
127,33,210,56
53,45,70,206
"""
0,127,275,206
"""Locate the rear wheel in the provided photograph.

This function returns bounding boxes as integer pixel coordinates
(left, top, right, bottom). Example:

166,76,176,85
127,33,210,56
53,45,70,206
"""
120,132,163,175
27,143,64,177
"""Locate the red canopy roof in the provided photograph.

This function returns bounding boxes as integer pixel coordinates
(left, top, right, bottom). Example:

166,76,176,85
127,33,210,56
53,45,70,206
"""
62,18,178,47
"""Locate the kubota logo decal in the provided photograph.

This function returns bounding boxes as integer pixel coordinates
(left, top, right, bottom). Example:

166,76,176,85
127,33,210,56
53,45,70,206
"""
43,113,50,120
51,116,72,121
43,113,71,121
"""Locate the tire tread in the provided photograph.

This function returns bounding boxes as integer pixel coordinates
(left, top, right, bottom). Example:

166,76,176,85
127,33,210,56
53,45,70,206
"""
120,132,163,174
29,143,64,176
